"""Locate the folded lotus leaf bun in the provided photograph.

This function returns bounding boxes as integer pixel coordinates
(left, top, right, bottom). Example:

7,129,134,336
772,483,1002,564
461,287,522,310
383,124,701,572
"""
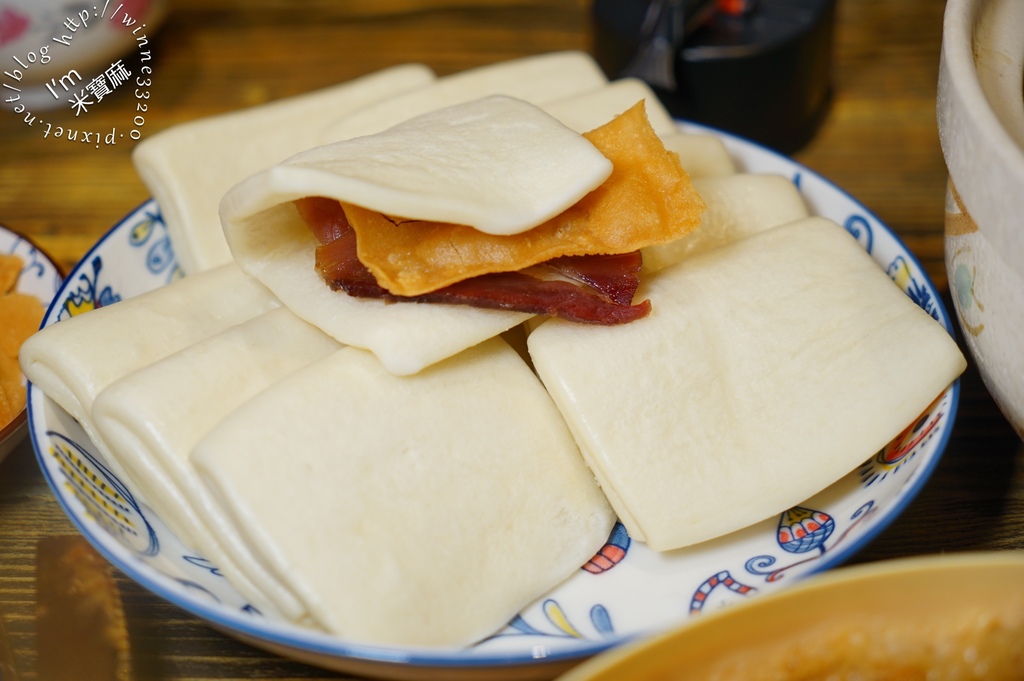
227,95,613,237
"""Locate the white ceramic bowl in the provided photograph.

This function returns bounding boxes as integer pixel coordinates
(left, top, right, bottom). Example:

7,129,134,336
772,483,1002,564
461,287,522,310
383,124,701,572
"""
0,226,63,464
938,0,1024,439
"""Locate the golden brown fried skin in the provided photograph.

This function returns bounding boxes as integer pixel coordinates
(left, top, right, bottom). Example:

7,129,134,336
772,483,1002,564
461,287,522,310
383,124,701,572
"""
345,101,706,297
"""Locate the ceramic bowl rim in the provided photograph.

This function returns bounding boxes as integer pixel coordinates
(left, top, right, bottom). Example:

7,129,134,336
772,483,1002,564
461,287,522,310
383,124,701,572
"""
938,0,1024,275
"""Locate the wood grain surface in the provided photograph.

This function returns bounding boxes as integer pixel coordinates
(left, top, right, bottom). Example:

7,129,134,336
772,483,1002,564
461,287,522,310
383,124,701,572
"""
1,0,1021,679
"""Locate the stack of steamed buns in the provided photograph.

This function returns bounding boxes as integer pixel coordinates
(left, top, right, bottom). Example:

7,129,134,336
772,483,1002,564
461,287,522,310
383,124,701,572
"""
20,51,965,648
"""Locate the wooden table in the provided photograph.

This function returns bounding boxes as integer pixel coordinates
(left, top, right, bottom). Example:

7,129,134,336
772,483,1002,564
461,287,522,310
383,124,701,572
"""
1,0,1021,678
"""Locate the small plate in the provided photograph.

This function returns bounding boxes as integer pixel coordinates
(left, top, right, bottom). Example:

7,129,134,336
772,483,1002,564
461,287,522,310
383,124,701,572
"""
26,125,961,679
0,225,62,465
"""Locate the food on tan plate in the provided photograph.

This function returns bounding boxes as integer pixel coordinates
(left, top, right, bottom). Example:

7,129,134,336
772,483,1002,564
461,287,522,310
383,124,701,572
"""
18,263,279,486
36,535,134,681
92,308,340,621
190,338,615,647
695,609,1024,681
0,253,44,430
527,217,967,551
319,51,609,143
132,64,436,275
555,552,1024,681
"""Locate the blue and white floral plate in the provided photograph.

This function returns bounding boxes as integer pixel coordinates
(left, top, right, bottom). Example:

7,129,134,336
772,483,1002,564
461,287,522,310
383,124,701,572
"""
26,126,960,679
0,225,62,465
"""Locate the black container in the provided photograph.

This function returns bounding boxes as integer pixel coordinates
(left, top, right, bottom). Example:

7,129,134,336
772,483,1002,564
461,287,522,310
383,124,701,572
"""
591,0,836,154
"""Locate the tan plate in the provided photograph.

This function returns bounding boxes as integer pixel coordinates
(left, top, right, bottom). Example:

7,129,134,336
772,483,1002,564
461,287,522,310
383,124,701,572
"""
556,551,1024,681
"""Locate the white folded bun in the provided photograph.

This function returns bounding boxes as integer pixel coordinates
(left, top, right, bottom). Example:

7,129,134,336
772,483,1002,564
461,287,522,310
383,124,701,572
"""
320,50,608,143
191,337,616,648
659,132,737,178
539,79,736,179
132,65,435,274
227,95,612,236
220,95,622,375
542,77,679,137
92,308,340,621
220,199,528,375
527,217,966,551
642,173,809,273
19,264,279,484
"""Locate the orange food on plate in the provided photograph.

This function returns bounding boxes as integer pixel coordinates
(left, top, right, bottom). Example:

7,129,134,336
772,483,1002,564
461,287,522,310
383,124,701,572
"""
0,255,44,428
345,101,706,297
0,293,43,357
0,254,20,294
0,356,23,428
